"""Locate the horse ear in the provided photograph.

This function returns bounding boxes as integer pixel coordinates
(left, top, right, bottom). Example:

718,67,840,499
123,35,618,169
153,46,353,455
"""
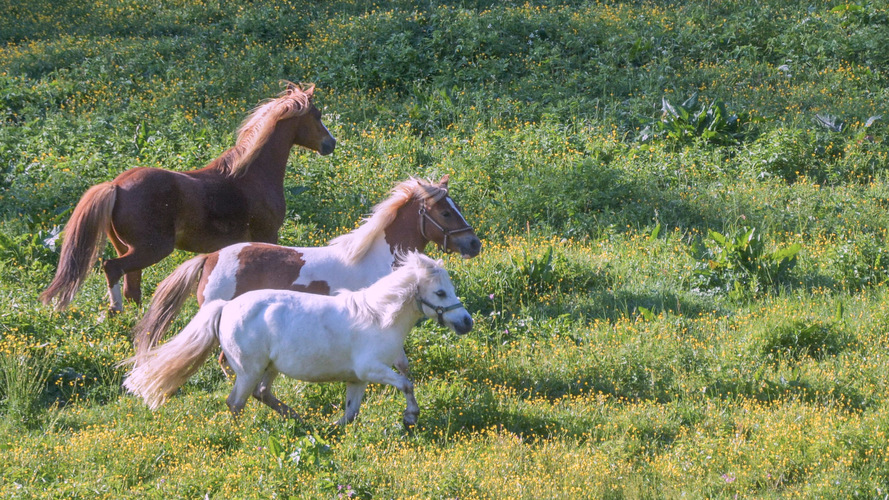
299,83,316,97
438,174,450,188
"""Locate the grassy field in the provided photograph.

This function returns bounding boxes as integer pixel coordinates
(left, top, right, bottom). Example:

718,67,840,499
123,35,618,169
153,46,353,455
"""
2,0,889,497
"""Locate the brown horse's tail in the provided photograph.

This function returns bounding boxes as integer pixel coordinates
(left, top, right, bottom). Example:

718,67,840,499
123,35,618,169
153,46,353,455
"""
133,254,208,357
121,300,225,410
40,182,117,310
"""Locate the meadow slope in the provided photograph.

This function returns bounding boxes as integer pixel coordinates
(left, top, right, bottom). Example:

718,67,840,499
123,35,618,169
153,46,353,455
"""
1,0,889,498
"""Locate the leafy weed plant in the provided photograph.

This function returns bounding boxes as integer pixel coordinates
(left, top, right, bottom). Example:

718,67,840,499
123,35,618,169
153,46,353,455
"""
639,93,759,146
692,226,801,299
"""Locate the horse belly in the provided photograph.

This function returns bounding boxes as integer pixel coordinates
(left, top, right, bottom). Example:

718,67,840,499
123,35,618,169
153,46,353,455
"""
222,292,359,383
269,318,360,383
233,244,318,297
294,248,390,294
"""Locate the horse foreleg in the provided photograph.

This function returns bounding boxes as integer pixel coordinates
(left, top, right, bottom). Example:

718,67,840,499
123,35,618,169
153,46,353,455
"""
336,382,368,426
252,369,301,420
400,378,420,428
358,367,419,428
394,349,411,378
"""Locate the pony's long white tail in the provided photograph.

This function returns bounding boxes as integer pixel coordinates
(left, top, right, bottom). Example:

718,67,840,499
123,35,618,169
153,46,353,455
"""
121,300,227,410
133,254,208,356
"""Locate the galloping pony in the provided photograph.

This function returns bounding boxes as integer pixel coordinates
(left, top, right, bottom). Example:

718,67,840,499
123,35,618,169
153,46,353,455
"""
132,175,481,377
122,252,473,427
40,83,336,312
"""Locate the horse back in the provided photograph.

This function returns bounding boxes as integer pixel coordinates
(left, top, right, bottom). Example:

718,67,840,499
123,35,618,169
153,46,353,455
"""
197,241,394,306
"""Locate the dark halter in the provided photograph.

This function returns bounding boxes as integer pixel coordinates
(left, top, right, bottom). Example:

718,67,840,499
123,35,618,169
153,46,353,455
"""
416,296,464,326
418,199,474,254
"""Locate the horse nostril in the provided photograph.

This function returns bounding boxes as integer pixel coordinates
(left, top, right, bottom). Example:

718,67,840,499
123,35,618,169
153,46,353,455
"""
462,315,474,333
463,238,481,257
320,139,336,156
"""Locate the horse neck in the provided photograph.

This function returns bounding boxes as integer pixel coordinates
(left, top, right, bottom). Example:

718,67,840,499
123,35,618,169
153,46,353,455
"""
389,305,425,335
238,116,299,186
383,197,428,255
359,266,425,331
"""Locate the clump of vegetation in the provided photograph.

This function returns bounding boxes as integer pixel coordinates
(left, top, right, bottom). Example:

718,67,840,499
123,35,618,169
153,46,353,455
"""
691,226,801,299
0,338,55,425
639,93,759,146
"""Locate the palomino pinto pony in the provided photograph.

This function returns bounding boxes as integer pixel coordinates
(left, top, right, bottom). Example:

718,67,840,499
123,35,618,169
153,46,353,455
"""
122,252,473,427
40,83,336,312
132,175,481,381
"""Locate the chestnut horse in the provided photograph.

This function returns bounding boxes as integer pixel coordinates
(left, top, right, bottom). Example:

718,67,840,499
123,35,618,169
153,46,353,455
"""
40,83,336,312
132,175,481,377
122,252,473,427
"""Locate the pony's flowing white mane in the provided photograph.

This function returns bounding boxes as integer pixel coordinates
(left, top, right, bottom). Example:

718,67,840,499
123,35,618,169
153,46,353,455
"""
217,82,314,177
341,252,444,329
329,177,449,263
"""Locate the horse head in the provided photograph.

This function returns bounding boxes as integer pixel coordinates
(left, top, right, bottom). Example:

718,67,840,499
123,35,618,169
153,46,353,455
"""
410,253,474,335
284,83,336,156
417,175,482,258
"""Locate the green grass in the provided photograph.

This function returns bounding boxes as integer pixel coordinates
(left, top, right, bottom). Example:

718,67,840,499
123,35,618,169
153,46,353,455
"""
3,0,889,497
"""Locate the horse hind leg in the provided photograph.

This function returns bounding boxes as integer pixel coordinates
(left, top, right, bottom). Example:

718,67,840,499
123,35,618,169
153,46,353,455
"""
226,369,264,418
252,368,301,420
336,382,368,426
104,231,173,312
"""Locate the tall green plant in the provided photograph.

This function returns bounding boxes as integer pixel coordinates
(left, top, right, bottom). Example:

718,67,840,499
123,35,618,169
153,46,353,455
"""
639,93,758,145
692,227,801,298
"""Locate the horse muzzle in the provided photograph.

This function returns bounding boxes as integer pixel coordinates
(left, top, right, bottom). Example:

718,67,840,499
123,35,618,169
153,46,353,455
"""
319,137,336,156
449,313,474,336
453,234,482,259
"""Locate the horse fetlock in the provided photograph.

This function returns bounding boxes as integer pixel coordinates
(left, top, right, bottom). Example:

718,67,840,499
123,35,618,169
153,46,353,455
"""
108,283,123,312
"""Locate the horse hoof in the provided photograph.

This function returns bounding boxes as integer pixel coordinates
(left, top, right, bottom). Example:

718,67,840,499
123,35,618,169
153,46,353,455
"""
96,308,120,323
403,412,418,428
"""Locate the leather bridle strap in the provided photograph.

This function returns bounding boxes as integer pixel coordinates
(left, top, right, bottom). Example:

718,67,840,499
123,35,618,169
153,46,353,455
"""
418,202,474,253
416,297,464,326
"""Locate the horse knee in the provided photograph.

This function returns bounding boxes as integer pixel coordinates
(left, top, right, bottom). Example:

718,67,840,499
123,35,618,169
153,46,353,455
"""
394,351,411,377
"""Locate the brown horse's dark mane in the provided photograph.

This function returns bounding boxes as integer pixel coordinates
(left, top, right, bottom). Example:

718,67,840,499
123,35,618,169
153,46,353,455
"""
215,83,314,177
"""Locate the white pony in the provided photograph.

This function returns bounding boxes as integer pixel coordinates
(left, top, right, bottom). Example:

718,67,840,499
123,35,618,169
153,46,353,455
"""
121,252,473,427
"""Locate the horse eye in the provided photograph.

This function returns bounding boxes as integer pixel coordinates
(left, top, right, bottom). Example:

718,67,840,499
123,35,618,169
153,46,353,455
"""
441,210,451,218
435,290,447,298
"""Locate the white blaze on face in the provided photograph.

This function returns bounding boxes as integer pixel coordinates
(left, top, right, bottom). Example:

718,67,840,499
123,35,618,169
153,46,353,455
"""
446,196,470,228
